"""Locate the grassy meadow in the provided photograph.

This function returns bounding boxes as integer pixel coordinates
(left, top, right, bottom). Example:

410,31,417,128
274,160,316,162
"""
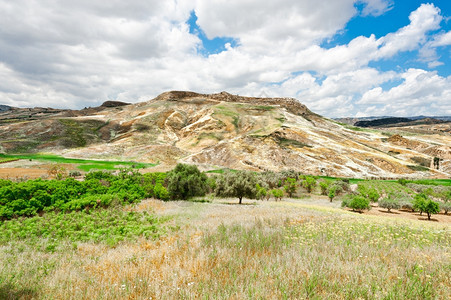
1,197,449,299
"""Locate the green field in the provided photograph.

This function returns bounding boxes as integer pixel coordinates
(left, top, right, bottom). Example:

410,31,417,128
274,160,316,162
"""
0,153,156,172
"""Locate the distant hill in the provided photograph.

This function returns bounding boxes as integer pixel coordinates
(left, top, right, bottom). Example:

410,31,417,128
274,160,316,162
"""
355,117,411,127
0,105,11,112
335,115,451,126
0,91,450,178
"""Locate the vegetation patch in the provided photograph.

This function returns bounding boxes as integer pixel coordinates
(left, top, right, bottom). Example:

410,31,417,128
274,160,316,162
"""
0,170,167,220
407,165,429,172
253,105,275,111
276,137,312,148
0,209,165,247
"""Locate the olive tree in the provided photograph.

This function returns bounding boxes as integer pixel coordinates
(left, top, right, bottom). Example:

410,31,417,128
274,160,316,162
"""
378,197,400,213
215,170,257,204
424,200,440,220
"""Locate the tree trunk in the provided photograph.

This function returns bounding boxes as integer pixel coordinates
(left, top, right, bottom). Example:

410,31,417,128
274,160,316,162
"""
239,197,242,204
427,212,431,220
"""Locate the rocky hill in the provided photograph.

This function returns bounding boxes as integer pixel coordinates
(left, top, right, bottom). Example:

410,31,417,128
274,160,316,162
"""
0,91,450,178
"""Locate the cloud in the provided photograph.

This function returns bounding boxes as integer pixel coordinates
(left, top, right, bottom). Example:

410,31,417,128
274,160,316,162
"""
376,3,442,58
419,30,451,67
195,0,360,53
358,69,451,116
358,0,393,17
0,1,449,118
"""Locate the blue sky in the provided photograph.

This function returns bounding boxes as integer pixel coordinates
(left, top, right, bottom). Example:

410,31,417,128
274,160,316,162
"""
0,0,450,117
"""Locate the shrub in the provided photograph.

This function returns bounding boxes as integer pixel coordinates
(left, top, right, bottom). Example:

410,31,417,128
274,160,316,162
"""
271,189,283,201
342,195,370,213
256,184,268,200
367,188,380,203
397,178,407,186
301,176,316,193
153,184,169,201
330,180,349,195
69,170,82,177
207,176,217,193
319,181,329,196
166,164,208,200
328,187,336,202
284,178,297,197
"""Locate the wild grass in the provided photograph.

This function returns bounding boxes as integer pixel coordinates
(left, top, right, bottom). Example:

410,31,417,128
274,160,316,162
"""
1,199,449,299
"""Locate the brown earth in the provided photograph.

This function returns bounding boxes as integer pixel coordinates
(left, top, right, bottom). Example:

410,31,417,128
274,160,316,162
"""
356,205,451,224
0,168,48,180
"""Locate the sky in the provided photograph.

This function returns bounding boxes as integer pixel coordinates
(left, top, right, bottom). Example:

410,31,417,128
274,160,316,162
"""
0,0,450,117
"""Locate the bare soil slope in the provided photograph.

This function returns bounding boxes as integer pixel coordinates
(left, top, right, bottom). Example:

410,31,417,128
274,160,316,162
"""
1,91,449,178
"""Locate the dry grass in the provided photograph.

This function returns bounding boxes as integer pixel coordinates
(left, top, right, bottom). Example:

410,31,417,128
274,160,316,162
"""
1,198,450,299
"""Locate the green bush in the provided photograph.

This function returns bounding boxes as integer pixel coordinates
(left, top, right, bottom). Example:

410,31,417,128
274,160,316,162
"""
0,169,167,220
397,178,407,186
301,176,316,193
284,177,297,197
342,195,370,213
166,164,208,200
367,188,380,203
271,189,283,201
319,181,329,196
153,183,169,201
328,187,336,202
256,184,268,200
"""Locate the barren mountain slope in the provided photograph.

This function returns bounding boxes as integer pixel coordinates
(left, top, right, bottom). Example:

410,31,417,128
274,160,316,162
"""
1,91,449,178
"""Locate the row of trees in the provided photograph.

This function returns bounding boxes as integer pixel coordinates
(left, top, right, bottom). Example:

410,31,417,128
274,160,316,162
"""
0,164,328,219
1,163,449,221
339,181,448,220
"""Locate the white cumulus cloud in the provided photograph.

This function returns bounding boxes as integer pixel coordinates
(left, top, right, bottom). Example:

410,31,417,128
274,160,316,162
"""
0,0,449,118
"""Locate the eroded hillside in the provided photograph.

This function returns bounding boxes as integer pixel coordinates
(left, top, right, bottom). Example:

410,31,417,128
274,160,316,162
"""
0,91,449,178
